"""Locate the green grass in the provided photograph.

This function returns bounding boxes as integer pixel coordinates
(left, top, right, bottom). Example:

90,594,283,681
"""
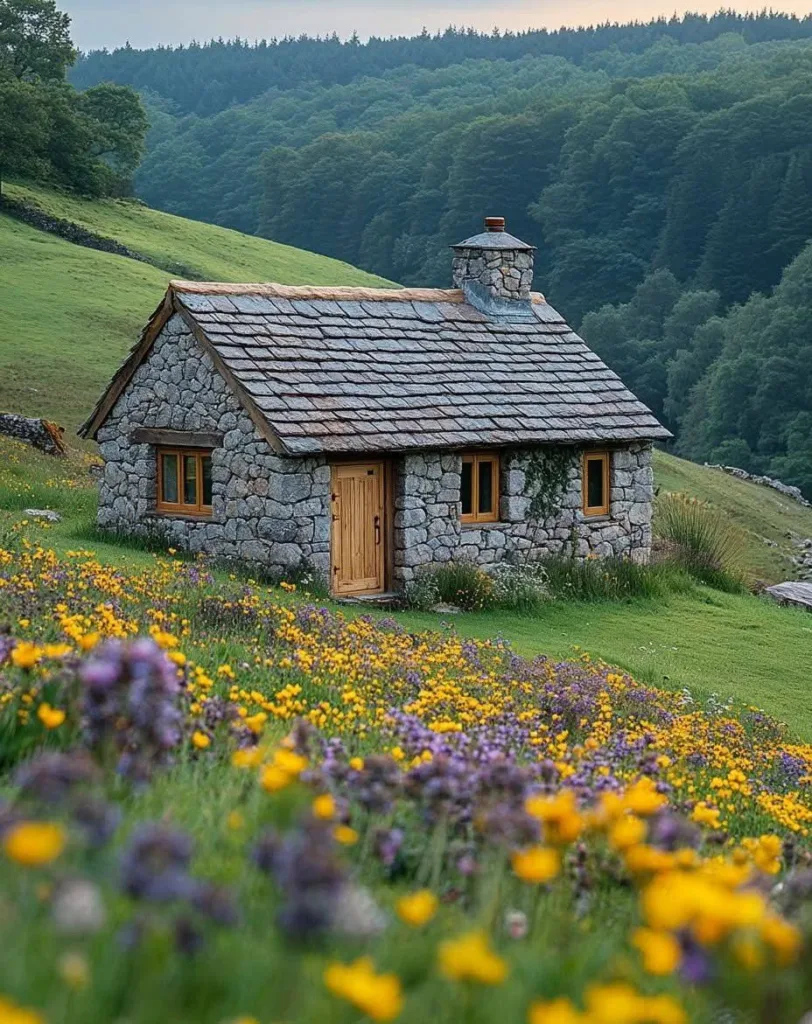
0,181,391,433
654,449,812,584
3,435,812,740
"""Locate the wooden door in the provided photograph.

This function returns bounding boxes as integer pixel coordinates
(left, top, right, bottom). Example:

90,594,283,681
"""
331,462,386,595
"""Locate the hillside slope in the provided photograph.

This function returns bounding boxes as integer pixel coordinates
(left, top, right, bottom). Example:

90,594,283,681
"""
0,182,391,433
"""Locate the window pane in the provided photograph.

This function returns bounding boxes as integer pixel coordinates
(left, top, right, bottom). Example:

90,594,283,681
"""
587,458,605,510
161,454,178,504
202,456,213,507
478,459,494,515
461,460,473,515
183,455,198,506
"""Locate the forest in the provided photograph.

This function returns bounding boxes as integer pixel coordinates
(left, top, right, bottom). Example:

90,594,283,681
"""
38,14,812,495
0,0,146,195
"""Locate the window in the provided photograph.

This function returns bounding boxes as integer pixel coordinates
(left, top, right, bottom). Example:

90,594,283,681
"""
157,448,213,516
461,452,499,523
582,451,610,516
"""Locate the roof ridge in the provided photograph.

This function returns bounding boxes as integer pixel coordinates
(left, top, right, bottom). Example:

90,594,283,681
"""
169,281,546,303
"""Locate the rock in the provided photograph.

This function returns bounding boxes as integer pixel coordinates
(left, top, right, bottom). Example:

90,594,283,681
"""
432,602,461,614
24,508,62,522
764,581,812,611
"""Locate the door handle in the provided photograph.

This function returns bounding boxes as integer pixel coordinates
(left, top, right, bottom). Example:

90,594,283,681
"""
374,515,381,545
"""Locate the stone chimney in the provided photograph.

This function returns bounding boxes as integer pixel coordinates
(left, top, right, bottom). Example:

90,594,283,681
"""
451,217,536,313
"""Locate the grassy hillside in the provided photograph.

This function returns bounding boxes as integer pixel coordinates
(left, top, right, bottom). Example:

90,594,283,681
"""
654,450,812,583
0,182,391,433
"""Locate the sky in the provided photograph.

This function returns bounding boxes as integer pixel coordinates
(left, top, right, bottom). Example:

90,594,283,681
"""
61,0,812,52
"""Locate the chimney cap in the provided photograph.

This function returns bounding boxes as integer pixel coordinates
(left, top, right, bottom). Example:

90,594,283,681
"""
451,216,536,252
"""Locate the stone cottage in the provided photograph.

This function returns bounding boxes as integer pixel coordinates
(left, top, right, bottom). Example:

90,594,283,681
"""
80,217,670,596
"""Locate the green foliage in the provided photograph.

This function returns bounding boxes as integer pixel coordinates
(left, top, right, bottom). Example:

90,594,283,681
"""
487,560,551,614
430,561,495,612
540,554,691,602
654,492,748,591
524,448,574,521
0,0,146,195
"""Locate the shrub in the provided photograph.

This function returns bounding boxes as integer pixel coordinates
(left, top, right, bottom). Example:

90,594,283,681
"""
488,560,551,614
540,554,692,602
654,492,747,591
430,560,495,611
403,570,441,611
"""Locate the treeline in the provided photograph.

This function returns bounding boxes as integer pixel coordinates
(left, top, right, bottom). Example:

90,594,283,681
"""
0,0,146,195
71,12,812,116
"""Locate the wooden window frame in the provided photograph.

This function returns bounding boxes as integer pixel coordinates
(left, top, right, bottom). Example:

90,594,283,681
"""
460,452,500,524
582,450,611,517
156,447,213,517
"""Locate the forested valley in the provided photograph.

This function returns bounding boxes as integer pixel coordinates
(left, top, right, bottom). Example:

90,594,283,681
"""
61,15,812,495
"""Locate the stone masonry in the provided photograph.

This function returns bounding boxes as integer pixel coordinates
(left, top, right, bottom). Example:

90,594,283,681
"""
95,316,654,590
451,246,535,302
96,315,332,579
391,445,653,587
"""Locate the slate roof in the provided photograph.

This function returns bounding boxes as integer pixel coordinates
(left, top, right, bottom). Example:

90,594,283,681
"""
80,282,671,454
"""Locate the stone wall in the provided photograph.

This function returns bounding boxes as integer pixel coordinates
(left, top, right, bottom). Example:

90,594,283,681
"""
96,315,331,579
391,443,653,584
0,413,66,457
451,247,534,302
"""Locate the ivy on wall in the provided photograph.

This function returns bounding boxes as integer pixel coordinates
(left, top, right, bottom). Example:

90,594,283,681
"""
524,447,576,522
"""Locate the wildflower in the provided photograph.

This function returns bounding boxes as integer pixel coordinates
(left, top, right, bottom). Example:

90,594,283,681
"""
525,789,583,844
528,997,584,1024
192,731,211,750
623,777,667,817
505,909,528,940
584,982,685,1024
631,928,681,975
349,756,364,771
227,811,245,831
609,815,647,852
438,930,508,985
312,793,336,820
760,915,801,966
11,641,42,669
260,765,292,793
324,957,403,1022
334,825,359,846
51,879,106,935
231,748,262,769
396,890,438,927
691,802,721,830
120,823,195,902
511,846,560,885
0,994,45,1024
3,821,66,867
742,834,782,875
36,703,66,729
58,951,90,990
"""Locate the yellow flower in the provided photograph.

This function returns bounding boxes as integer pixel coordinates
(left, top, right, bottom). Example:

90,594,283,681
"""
227,811,245,831
77,632,100,652
631,928,681,975
312,793,336,820
609,814,647,852
349,756,364,771
622,777,667,817
528,997,585,1024
511,846,560,885
36,703,66,729
324,957,403,1022
260,765,292,793
192,731,211,750
0,994,45,1024
231,748,262,769
760,915,801,966
742,834,783,875
396,890,438,927
334,825,359,846
3,822,66,867
691,802,721,830
11,642,42,669
273,749,308,776
525,789,583,844
438,930,508,985
585,982,685,1024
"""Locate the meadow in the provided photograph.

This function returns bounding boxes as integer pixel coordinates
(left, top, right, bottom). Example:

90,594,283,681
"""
1,438,811,1023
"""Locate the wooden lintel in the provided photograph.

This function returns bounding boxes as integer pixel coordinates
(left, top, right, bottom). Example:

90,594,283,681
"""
131,428,223,448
